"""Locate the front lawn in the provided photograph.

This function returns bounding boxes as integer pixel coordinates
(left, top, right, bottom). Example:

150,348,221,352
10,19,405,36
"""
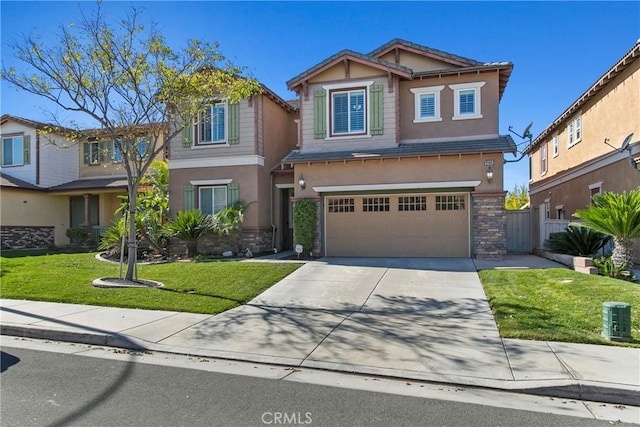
0,251,300,314
479,268,640,347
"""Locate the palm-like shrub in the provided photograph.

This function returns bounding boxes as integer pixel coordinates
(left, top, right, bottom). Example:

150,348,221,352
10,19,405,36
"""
574,189,640,269
164,210,217,258
544,225,611,257
216,202,247,254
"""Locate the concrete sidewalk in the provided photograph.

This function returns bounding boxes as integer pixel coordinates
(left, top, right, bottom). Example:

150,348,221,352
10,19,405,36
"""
1,255,639,407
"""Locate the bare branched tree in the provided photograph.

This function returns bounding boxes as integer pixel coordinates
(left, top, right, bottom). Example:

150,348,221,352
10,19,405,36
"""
1,4,261,280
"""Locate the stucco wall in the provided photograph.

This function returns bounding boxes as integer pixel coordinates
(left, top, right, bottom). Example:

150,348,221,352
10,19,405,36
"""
0,188,70,245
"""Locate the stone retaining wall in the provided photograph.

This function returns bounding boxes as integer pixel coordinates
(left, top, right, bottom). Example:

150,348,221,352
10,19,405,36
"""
1,226,55,248
169,228,273,257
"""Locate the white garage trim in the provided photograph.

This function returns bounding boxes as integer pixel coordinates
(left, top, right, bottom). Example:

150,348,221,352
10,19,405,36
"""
313,180,480,193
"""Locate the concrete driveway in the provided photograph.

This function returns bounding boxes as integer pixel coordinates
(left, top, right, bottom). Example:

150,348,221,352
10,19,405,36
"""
160,258,513,382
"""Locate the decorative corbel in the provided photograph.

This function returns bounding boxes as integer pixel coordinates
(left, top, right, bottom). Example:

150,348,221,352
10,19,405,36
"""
387,71,393,93
343,59,350,79
302,82,309,101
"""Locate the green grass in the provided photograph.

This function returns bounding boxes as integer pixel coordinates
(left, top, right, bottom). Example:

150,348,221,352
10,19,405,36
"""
479,268,640,347
0,251,300,314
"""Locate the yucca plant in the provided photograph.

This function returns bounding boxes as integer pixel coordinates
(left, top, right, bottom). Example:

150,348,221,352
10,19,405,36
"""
165,210,217,258
574,189,640,269
544,225,611,257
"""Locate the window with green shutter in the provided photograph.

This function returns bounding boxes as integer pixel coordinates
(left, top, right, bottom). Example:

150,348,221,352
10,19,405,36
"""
183,184,195,210
228,102,240,144
313,90,326,139
227,182,239,204
370,83,384,135
1,135,29,166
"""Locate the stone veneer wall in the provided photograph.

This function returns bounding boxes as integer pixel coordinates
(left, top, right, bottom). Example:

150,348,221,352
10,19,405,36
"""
169,228,273,257
1,226,55,248
472,193,507,257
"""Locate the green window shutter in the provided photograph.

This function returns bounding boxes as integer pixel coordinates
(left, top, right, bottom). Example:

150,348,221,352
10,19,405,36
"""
182,121,193,148
22,135,31,164
370,83,384,135
83,143,90,164
227,182,239,205
184,184,195,210
228,102,240,144
313,89,326,139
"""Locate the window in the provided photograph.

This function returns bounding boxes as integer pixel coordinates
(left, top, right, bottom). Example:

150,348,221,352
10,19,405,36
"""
567,115,582,147
362,197,389,212
449,82,485,120
88,142,101,164
435,195,465,211
199,186,227,215
556,205,565,220
85,140,125,165
544,199,550,219
135,137,149,160
589,182,602,204
398,196,427,211
2,135,27,166
410,86,444,123
331,89,366,136
552,134,559,157
540,143,547,176
328,198,354,213
114,140,123,162
196,103,226,144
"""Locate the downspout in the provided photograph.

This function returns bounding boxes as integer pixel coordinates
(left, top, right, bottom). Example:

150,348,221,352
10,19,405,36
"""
270,174,277,253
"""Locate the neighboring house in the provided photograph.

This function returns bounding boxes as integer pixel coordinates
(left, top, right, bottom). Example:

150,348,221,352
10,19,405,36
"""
167,85,299,254
1,114,165,248
524,40,640,254
283,39,515,257
1,115,79,247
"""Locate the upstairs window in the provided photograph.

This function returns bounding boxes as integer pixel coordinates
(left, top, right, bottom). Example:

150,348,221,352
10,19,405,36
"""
410,86,444,123
552,134,559,157
540,143,547,176
331,88,366,136
2,135,29,166
196,103,226,144
567,115,582,148
450,82,485,120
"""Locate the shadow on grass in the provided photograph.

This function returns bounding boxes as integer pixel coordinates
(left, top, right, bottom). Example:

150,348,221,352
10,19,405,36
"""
157,287,247,305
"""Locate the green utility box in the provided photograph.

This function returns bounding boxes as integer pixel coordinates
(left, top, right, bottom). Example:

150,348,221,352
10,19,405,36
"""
602,302,632,341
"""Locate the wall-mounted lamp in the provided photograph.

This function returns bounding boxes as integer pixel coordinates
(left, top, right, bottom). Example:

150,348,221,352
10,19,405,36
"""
484,160,494,183
298,174,306,190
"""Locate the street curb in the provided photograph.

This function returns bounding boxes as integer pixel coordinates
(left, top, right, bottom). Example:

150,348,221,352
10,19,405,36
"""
2,325,638,407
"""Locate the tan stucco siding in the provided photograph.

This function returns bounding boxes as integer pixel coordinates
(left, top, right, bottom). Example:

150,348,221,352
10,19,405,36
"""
300,76,398,153
530,157,640,220
293,153,503,199
378,51,458,73
399,71,500,141
169,165,267,229
169,98,256,161
530,60,640,184
98,193,125,227
0,188,70,245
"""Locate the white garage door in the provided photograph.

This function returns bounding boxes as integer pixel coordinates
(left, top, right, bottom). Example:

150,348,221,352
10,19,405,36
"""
325,193,469,257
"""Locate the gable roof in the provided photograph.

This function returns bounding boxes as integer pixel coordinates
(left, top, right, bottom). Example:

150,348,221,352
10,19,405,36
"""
0,114,74,134
281,135,516,164
287,49,414,90
524,39,640,154
286,39,513,99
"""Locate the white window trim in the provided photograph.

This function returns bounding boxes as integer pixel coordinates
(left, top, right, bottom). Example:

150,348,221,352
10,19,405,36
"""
0,135,24,168
552,134,559,158
196,101,228,145
588,181,603,190
190,179,233,186
322,80,374,140
567,115,582,148
449,82,485,120
410,85,444,123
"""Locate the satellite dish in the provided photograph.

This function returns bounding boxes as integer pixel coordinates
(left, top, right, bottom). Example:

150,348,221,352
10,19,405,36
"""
522,122,533,139
620,133,634,152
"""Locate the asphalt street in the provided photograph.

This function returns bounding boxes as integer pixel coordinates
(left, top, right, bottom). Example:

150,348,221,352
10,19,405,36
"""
1,338,636,427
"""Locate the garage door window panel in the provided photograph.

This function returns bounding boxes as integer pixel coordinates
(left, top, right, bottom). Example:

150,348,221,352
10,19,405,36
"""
398,196,427,212
362,197,389,212
435,195,465,211
328,198,355,213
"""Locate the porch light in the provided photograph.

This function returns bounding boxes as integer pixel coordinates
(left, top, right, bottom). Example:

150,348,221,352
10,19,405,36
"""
298,174,306,190
484,160,494,183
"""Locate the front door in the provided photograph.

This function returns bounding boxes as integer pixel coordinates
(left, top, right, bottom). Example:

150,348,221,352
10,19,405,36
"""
70,195,99,229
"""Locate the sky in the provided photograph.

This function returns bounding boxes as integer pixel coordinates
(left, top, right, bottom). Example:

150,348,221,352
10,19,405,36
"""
1,1,639,192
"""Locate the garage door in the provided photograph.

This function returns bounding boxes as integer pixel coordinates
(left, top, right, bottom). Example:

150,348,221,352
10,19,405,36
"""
325,193,469,257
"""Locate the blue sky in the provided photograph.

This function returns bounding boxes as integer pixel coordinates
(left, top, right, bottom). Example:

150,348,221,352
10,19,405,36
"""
1,1,639,191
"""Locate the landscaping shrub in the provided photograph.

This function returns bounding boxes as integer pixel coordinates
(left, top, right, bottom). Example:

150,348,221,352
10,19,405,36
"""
165,210,217,258
543,225,610,256
593,256,637,282
293,199,317,255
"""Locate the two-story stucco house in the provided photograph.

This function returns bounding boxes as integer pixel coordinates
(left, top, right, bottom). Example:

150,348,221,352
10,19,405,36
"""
167,85,299,254
1,114,166,248
524,40,640,253
282,39,515,257
1,115,79,246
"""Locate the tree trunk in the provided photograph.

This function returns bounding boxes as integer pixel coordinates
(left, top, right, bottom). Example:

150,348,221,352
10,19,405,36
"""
612,236,635,270
125,182,139,281
186,240,197,259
